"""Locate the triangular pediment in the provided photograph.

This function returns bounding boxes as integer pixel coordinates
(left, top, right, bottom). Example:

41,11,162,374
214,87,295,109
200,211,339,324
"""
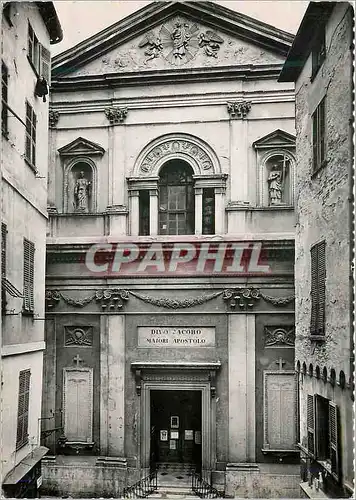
52,1,294,80
58,137,105,156
253,129,296,150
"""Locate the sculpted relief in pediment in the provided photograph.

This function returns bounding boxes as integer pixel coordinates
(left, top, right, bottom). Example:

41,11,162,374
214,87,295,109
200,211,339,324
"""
70,16,283,76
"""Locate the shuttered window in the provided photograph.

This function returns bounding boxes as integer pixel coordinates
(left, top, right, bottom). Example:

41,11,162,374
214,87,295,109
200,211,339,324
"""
23,239,35,313
28,23,51,83
312,97,326,172
16,370,31,450
307,394,315,456
329,402,339,480
310,241,326,335
25,102,36,167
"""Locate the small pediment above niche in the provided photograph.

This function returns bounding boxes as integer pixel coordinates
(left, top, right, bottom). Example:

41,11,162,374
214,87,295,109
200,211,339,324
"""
58,137,105,157
253,129,296,150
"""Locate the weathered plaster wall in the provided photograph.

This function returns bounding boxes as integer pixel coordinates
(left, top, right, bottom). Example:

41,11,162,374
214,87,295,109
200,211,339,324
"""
294,3,353,380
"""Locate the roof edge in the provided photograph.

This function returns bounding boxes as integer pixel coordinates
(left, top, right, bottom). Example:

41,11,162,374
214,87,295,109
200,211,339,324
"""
278,2,336,82
36,1,63,44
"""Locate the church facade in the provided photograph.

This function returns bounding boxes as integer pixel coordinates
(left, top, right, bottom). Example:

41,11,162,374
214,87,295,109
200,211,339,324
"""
41,2,299,497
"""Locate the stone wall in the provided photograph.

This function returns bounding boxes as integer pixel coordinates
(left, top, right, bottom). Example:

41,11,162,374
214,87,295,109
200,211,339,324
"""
294,3,353,381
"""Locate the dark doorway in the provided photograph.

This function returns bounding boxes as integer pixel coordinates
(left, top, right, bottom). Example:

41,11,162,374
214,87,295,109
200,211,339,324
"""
150,390,202,469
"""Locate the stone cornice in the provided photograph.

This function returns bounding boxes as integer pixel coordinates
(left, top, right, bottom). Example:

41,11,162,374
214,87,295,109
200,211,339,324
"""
51,65,285,92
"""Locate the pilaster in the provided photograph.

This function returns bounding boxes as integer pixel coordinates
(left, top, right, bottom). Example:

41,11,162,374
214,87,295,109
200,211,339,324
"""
214,187,225,234
149,189,158,236
195,187,203,235
129,190,140,236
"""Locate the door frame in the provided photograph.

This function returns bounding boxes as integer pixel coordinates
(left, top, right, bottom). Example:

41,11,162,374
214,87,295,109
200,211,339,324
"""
141,381,213,472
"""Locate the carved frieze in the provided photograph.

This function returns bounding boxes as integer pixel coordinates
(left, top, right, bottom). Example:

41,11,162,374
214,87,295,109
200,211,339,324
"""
49,110,59,128
104,106,128,125
227,100,252,119
223,287,260,310
138,31,163,63
265,326,295,347
198,31,223,57
95,289,130,311
130,290,221,309
65,326,93,347
140,139,213,174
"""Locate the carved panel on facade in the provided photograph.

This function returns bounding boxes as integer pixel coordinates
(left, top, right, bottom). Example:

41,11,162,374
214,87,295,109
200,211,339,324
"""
263,372,297,451
63,368,93,443
265,326,295,347
105,106,128,125
160,20,200,65
198,31,224,57
138,31,163,62
227,100,252,119
64,326,93,347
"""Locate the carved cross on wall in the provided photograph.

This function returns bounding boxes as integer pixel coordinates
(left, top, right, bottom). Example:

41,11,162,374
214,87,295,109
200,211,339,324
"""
275,357,286,370
73,354,83,367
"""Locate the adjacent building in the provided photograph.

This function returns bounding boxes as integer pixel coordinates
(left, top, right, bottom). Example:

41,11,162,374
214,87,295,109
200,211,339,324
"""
1,2,62,497
42,1,299,497
279,2,354,498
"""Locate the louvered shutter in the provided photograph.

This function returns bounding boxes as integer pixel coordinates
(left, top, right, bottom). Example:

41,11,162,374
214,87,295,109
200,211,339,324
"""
16,370,30,449
317,241,326,334
25,103,32,162
310,245,318,333
40,45,51,84
307,394,315,456
329,402,339,480
23,239,35,312
1,223,6,277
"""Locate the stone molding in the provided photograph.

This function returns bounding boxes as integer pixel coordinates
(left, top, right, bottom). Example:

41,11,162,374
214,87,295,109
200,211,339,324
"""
132,133,221,177
104,106,128,125
45,287,294,311
227,100,252,119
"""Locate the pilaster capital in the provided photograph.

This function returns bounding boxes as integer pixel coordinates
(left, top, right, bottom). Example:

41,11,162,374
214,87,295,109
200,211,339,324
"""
49,110,59,128
227,101,252,120
105,106,128,125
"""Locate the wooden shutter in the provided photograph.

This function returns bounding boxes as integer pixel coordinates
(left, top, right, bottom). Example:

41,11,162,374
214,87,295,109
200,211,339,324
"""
329,402,340,480
319,98,326,165
40,44,51,84
317,241,326,333
23,239,35,312
307,394,315,456
312,111,318,171
16,370,31,450
310,245,318,333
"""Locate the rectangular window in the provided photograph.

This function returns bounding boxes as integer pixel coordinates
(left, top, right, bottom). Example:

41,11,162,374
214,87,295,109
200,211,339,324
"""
16,369,31,450
312,97,326,172
23,238,35,313
312,26,326,79
308,395,340,480
28,23,51,82
202,188,215,235
2,61,9,136
25,102,36,168
28,23,40,72
310,241,326,335
139,190,150,236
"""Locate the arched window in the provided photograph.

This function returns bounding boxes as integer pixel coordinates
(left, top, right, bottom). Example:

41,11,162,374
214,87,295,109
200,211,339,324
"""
158,160,195,235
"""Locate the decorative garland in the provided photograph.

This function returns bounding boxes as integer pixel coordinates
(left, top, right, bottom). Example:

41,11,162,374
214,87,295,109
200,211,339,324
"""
129,290,222,309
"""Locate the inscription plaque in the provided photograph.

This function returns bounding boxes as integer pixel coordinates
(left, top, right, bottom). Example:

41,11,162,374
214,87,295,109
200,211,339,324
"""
138,327,215,347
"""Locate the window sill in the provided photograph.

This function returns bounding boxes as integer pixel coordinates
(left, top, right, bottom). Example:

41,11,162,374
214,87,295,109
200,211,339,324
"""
261,448,299,454
311,160,327,178
24,158,37,174
309,335,326,342
22,310,35,317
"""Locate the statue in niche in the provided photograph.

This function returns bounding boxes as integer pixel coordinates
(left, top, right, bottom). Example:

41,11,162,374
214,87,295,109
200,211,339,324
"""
74,171,91,212
267,157,289,205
